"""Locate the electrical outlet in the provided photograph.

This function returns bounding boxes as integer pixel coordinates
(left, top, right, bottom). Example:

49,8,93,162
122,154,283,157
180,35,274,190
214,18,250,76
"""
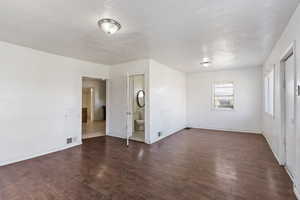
66,137,73,144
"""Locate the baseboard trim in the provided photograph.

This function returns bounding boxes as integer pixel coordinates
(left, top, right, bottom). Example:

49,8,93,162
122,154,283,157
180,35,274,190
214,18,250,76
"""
106,132,125,139
284,166,295,183
0,142,82,167
189,126,262,134
263,133,283,165
263,135,299,199
150,127,185,144
294,185,300,200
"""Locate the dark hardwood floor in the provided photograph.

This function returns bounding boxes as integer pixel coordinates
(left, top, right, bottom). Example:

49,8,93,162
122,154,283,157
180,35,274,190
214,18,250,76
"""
0,129,296,200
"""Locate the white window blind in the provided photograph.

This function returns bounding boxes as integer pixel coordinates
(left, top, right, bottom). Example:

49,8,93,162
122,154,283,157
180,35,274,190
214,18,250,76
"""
213,82,234,110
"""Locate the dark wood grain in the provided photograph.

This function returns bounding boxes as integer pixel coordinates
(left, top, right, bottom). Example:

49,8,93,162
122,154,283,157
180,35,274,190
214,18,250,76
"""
0,129,296,200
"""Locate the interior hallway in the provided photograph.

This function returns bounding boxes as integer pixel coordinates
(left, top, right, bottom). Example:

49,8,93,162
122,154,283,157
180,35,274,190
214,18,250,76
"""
82,120,106,139
0,129,296,200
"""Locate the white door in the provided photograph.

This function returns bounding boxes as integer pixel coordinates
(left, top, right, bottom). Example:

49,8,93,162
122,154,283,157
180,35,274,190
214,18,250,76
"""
285,53,296,178
126,74,133,145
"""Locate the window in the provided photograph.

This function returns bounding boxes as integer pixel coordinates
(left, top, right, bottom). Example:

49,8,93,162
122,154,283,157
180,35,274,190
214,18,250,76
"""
213,82,234,110
264,68,274,116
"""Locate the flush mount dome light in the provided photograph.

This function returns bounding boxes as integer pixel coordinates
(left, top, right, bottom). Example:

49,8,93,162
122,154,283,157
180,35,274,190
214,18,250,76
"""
98,18,121,35
200,58,212,67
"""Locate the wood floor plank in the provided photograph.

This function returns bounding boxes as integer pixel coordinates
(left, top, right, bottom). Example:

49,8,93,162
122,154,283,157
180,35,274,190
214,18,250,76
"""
0,129,296,200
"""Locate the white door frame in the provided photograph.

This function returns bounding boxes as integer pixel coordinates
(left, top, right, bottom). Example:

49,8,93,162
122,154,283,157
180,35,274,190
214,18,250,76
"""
126,72,149,144
126,73,133,145
90,87,95,121
80,76,109,142
279,41,297,176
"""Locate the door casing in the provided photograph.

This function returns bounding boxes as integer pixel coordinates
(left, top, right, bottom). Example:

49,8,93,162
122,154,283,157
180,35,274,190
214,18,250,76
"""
279,41,297,182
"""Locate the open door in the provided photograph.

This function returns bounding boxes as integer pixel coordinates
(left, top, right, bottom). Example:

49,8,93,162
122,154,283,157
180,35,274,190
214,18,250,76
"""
126,73,133,146
284,52,296,178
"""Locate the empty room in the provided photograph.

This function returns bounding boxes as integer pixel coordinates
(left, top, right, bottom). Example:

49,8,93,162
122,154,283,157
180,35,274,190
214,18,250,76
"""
0,0,300,200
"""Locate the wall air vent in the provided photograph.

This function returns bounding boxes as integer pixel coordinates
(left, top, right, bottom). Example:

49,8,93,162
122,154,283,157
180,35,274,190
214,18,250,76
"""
66,137,73,144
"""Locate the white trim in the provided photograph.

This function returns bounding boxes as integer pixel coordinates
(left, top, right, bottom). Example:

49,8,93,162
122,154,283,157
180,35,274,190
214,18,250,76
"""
212,81,235,111
0,142,81,167
150,127,185,144
294,185,300,200
279,58,287,164
125,73,149,144
105,79,110,135
284,166,295,183
281,42,296,61
81,76,109,142
263,133,283,165
106,133,125,139
260,132,300,200
189,126,262,134
90,87,95,121
278,41,297,169
263,66,275,117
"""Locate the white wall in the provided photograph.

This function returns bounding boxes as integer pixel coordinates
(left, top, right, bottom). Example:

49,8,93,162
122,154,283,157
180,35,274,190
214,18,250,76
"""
0,41,109,166
149,60,186,143
187,67,262,133
82,78,106,121
108,59,186,144
262,4,300,196
108,60,150,142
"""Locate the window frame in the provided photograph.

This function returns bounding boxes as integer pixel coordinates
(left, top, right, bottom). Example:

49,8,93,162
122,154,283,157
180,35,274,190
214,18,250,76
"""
212,81,235,111
264,67,275,117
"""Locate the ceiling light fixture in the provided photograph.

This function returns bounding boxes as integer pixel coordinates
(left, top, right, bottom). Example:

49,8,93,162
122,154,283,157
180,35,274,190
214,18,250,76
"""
98,18,121,35
200,58,212,67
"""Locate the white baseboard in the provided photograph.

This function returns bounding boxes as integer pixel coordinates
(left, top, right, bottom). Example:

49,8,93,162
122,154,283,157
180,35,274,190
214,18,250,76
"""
263,133,283,165
295,185,300,200
284,166,295,183
263,134,300,200
189,126,262,134
0,142,81,167
106,132,125,139
150,127,185,144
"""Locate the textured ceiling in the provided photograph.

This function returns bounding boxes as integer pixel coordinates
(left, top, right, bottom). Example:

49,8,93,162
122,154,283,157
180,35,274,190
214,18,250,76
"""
0,0,299,72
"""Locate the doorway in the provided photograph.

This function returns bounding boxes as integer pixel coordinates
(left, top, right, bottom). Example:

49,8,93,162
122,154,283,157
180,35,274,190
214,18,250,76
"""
82,77,107,139
127,74,145,143
280,43,296,180
284,52,296,178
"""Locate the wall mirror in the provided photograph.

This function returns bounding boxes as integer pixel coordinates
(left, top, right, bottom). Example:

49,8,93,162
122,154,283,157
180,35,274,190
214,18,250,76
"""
136,90,145,108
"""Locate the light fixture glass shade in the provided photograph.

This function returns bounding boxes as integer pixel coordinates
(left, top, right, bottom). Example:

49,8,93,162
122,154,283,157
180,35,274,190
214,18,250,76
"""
200,58,212,67
98,18,121,35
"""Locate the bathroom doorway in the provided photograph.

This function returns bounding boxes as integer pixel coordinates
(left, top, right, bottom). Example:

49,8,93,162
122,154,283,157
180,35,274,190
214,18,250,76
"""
128,74,145,142
82,77,107,139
